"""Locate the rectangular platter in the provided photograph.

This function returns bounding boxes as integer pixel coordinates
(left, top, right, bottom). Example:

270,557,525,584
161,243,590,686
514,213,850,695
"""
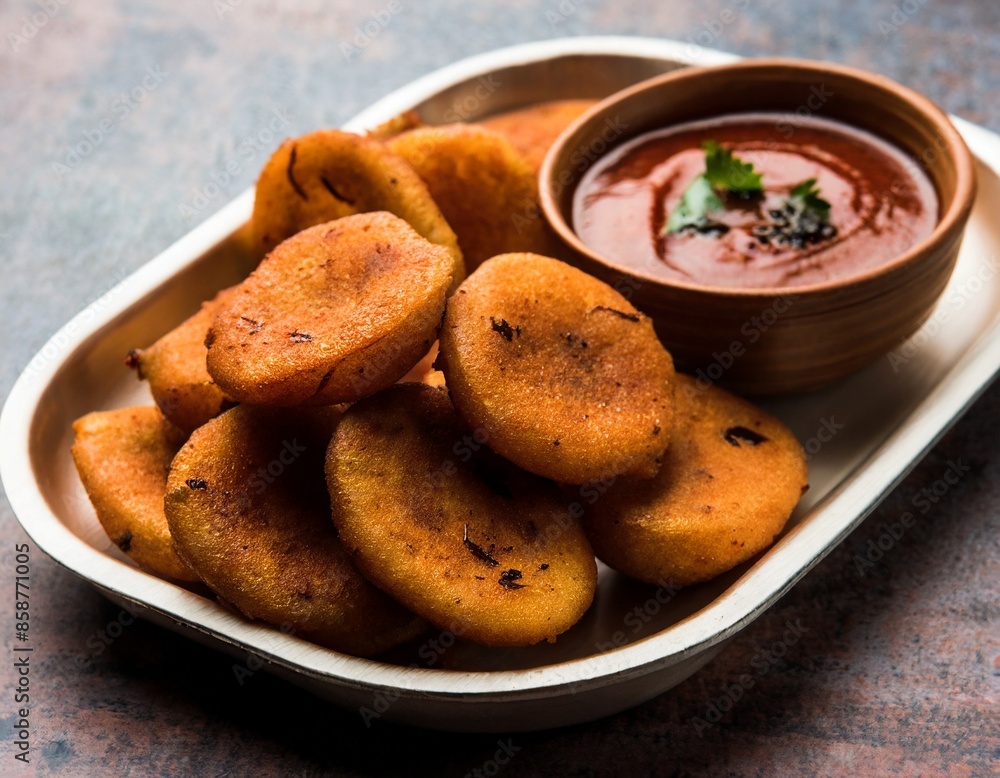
3,36,1000,732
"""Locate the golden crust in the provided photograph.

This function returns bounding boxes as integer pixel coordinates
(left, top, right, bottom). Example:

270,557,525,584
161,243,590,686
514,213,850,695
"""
71,407,199,582
582,374,809,586
386,124,560,272
326,383,597,647
205,212,456,406
480,99,598,173
365,109,426,141
438,253,675,484
251,128,463,279
129,286,237,433
164,405,424,657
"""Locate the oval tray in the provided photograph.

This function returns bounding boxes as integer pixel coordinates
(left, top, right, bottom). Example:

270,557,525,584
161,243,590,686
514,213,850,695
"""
3,36,1000,732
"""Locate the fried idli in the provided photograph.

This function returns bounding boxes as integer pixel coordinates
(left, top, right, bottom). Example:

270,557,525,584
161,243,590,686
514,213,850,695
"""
251,128,462,273
326,383,597,647
386,124,559,272
582,374,809,587
205,212,456,406
71,406,199,582
480,99,597,173
438,253,675,484
164,405,424,656
127,286,236,433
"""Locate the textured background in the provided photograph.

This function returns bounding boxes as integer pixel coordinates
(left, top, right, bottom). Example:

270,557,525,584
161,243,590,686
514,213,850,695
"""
1,1,998,776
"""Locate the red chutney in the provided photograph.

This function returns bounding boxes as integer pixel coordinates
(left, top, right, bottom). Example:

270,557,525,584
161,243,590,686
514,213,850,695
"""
572,113,938,289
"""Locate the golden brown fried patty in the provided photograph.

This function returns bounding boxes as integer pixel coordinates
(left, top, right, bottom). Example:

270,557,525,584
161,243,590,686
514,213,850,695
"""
251,128,462,272
480,99,598,173
164,405,424,656
71,407,199,582
127,286,237,433
326,383,597,647
438,253,675,484
205,212,457,406
386,124,559,272
582,374,809,586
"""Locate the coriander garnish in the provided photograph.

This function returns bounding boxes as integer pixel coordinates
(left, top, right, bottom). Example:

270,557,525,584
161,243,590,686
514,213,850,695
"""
789,178,831,219
665,175,725,234
702,140,763,195
665,141,838,248
664,141,763,235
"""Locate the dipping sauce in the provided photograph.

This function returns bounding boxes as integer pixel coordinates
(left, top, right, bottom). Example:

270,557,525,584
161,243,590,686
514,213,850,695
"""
572,113,938,289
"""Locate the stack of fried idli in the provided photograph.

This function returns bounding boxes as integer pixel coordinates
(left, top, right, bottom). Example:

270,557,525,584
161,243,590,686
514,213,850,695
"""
72,103,808,659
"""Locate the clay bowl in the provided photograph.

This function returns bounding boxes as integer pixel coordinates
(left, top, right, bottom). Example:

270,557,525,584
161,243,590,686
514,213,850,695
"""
539,58,977,395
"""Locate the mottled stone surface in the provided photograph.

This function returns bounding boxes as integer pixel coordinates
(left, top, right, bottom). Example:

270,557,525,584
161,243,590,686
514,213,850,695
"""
1,1,998,776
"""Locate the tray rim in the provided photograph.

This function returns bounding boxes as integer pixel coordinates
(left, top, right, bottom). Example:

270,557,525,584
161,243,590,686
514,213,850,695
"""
3,35,1000,703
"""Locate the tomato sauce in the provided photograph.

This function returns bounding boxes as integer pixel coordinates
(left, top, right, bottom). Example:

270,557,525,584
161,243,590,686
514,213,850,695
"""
572,113,938,289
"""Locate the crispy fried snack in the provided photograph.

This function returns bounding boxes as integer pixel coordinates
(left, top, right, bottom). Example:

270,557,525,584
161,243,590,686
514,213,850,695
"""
205,212,457,406
386,124,559,272
71,406,199,582
326,383,597,647
438,253,675,484
127,286,237,434
365,109,425,141
582,375,809,587
251,128,462,272
164,405,424,656
480,99,598,173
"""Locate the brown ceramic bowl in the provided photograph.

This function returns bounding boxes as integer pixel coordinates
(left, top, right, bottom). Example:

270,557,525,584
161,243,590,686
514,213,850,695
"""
539,58,977,395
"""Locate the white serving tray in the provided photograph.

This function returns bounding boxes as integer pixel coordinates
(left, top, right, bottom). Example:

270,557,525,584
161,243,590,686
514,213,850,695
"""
3,37,999,732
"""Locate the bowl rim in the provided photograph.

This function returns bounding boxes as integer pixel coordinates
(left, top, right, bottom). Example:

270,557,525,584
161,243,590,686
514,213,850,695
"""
539,56,978,299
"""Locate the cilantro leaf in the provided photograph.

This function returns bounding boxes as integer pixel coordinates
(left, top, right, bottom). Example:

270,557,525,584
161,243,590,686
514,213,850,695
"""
664,174,724,234
702,140,763,194
664,141,763,234
788,178,831,219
